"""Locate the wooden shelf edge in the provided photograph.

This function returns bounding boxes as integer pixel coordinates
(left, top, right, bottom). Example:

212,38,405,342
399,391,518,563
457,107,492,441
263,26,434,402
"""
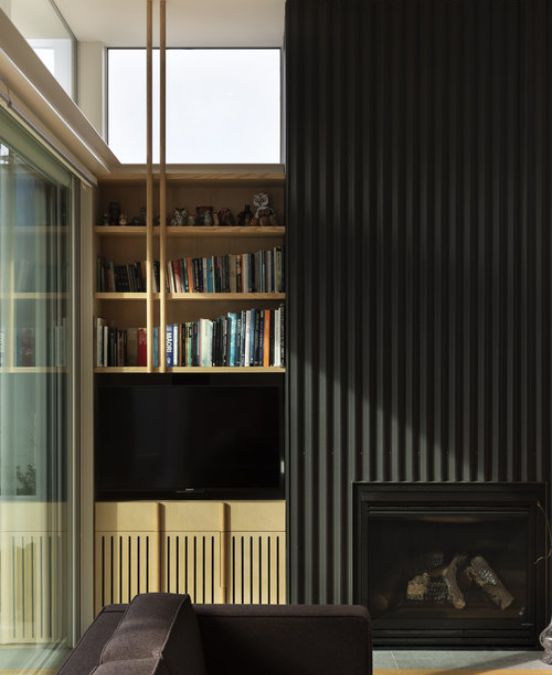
95,292,148,300
94,367,285,374
98,164,286,184
95,226,148,235
95,226,285,237
167,293,285,301
166,226,285,237
94,367,150,373
168,367,286,373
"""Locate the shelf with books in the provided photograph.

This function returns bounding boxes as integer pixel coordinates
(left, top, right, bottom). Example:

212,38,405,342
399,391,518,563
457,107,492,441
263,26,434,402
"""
95,168,286,374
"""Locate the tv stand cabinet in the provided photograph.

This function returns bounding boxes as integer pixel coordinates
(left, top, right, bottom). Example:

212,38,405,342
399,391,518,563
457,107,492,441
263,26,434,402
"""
94,500,285,613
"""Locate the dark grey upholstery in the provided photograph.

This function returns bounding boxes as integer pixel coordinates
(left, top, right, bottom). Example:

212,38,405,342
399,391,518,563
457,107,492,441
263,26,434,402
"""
58,605,125,675
58,598,372,675
91,658,169,675
195,604,372,675
99,594,206,675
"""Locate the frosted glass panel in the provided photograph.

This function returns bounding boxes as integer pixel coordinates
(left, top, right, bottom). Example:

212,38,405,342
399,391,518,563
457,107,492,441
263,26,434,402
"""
108,49,281,164
0,108,73,668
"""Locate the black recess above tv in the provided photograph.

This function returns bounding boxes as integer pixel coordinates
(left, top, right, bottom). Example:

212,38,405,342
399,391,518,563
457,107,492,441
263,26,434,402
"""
95,373,284,500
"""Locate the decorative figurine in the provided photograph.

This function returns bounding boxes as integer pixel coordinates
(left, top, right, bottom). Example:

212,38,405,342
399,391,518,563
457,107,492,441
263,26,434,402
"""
196,206,214,226
102,212,110,226
217,207,235,226
108,201,121,226
170,208,188,226
253,192,278,226
118,213,128,226
238,204,253,226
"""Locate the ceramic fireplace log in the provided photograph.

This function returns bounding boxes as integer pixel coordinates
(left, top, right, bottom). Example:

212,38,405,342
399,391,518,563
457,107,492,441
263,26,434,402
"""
466,555,514,610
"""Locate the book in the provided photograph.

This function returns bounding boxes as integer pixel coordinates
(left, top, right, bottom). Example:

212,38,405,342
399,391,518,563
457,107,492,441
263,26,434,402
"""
137,328,147,366
166,324,173,367
127,328,138,366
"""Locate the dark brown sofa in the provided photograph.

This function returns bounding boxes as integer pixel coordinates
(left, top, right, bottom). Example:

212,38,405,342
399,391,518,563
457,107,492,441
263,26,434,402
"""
59,595,372,674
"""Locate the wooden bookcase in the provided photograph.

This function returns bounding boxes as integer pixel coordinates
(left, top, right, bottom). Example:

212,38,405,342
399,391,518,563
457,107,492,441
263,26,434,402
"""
92,167,287,608
94,167,286,373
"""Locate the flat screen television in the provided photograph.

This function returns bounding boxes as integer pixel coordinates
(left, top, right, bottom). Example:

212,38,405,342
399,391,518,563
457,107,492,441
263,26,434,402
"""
95,382,284,500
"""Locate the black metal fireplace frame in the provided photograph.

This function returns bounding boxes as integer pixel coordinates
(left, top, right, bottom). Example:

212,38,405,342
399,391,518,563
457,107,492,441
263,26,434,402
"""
353,483,548,647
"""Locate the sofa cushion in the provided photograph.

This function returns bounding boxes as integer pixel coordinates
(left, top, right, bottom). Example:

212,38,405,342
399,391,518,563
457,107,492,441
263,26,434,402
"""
195,604,372,675
99,593,206,675
91,657,169,675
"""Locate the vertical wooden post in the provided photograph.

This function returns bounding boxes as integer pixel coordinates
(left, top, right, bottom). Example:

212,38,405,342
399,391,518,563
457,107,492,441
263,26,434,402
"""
159,0,167,371
146,0,154,371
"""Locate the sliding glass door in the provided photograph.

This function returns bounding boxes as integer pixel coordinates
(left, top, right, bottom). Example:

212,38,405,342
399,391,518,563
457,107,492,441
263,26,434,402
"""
0,107,76,670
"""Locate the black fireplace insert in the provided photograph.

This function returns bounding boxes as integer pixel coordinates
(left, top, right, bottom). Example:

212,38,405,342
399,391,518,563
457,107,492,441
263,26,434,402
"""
354,483,547,646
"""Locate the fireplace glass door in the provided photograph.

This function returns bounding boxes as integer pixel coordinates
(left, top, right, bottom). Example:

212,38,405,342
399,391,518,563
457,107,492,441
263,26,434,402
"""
355,484,546,646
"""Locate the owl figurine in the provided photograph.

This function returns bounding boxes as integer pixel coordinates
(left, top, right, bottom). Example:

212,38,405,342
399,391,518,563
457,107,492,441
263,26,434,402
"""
253,192,278,226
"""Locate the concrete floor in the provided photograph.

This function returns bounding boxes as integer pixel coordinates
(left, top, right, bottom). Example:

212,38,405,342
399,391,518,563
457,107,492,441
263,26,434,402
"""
373,650,550,671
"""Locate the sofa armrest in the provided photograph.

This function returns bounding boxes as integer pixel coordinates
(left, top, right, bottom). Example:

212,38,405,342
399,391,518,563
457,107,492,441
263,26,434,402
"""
194,604,372,675
58,605,126,675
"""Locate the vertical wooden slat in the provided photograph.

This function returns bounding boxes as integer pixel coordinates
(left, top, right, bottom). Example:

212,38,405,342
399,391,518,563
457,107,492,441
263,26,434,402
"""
159,0,167,371
146,0,154,370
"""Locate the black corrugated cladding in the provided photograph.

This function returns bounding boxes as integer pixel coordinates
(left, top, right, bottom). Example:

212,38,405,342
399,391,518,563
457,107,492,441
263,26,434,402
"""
286,0,552,604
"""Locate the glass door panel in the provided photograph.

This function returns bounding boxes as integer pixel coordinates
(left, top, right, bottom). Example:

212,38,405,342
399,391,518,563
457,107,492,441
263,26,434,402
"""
0,107,74,670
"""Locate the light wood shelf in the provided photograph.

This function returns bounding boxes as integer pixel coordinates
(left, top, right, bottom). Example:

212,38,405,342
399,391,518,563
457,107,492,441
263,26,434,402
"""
95,226,285,238
168,366,285,373
166,226,285,237
98,164,285,185
95,292,148,300
94,366,286,374
167,292,285,301
94,367,150,373
95,226,148,236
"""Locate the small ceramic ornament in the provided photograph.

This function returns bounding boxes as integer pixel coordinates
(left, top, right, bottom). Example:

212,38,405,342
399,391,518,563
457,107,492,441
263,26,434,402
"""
170,208,188,226
119,213,128,226
218,207,235,226
253,192,277,226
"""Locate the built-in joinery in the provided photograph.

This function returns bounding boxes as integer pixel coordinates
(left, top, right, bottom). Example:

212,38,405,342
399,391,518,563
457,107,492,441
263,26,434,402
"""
94,171,286,373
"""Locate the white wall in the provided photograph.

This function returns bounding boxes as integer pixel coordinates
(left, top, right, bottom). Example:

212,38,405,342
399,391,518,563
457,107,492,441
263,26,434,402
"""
77,42,105,138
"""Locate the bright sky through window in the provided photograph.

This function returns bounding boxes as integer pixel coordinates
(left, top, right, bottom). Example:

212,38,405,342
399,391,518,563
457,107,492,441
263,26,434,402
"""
108,49,281,164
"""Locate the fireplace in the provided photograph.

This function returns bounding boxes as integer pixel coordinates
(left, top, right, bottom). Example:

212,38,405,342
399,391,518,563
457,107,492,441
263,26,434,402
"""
354,483,547,646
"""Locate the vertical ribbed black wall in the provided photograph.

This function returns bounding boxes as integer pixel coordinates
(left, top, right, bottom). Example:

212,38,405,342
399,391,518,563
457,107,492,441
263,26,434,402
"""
286,0,552,603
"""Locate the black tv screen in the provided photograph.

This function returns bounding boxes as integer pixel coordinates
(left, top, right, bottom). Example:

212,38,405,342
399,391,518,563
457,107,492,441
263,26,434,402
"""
95,384,283,499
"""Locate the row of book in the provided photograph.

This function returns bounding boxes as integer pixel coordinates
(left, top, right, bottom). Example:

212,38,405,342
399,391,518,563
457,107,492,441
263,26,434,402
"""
97,247,285,295
0,322,67,368
95,306,285,368
96,259,146,293
165,248,284,294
